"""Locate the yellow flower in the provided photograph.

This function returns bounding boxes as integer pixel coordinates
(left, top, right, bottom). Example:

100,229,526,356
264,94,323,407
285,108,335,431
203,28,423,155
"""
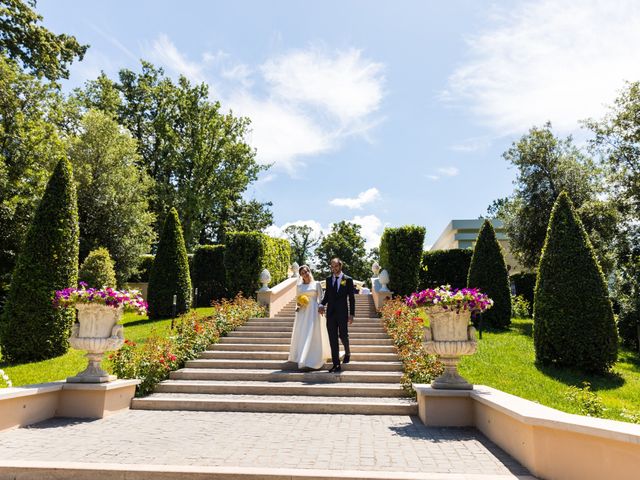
297,294,310,307
340,280,346,286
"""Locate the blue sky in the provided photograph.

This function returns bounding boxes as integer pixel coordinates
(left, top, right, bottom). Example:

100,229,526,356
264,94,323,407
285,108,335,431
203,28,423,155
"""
38,0,640,249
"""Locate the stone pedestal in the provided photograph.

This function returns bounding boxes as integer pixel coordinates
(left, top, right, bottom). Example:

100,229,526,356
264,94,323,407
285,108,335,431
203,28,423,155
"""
58,379,140,418
413,384,474,427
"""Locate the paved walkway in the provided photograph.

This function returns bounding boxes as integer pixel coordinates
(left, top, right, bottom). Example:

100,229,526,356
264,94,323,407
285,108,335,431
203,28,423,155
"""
0,410,534,478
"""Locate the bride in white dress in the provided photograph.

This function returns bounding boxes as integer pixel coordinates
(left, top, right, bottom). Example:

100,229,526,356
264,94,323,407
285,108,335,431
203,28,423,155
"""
288,265,331,369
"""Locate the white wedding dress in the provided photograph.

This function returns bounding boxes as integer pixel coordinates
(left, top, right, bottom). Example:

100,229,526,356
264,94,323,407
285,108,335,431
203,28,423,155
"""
288,280,331,369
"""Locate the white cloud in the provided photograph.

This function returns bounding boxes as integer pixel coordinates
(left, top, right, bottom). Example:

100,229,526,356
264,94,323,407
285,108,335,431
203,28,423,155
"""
445,0,640,135
426,175,440,181
350,214,383,250
229,92,333,172
148,34,205,83
90,24,137,61
142,37,386,173
329,188,381,209
262,47,384,126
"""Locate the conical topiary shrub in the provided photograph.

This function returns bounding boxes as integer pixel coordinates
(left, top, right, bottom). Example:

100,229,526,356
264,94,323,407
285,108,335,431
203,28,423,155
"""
533,192,617,373
467,220,512,329
0,159,79,362
147,208,191,319
79,247,117,288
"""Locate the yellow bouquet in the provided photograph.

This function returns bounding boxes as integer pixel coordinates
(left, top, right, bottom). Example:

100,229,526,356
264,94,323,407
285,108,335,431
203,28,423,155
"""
296,294,310,308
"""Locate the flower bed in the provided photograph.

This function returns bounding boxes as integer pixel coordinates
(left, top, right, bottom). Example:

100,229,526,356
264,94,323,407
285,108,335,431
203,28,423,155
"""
379,298,442,395
54,283,147,314
110,294,266,396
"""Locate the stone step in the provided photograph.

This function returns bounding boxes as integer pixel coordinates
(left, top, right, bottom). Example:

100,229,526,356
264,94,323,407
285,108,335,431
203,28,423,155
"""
199,351,400,362
154,380,408,397
131,393,417,415
226,331,390,339
184,359,404,371
210,343,398,353
170,368,403,383
218,337,394,345
244,320,383,327
237,325,386,333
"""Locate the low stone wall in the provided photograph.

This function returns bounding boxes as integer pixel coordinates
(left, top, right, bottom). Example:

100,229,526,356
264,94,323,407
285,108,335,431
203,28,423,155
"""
256,277,297,317
0,379,140,432
415,384,640,480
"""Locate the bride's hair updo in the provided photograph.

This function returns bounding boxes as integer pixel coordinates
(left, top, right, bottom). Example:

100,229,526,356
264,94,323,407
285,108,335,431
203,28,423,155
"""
298,265,314,283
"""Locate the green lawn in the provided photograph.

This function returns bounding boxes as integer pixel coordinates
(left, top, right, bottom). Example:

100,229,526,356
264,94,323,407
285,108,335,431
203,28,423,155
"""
0,307,216,387
459,318,640,423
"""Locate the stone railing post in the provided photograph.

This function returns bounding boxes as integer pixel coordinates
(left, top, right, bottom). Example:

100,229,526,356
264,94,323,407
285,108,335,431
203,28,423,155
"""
256,268,298,318
371,264,392,309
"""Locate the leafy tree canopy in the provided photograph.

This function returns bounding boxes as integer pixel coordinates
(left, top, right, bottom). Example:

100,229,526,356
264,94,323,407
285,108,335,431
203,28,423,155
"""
315,221,370,281
284,224,321,266
489,122,618,273
0,0,88,81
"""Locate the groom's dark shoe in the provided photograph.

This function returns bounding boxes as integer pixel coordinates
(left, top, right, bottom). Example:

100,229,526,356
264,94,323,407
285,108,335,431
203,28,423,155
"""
343,353,351,364
328,365,341,373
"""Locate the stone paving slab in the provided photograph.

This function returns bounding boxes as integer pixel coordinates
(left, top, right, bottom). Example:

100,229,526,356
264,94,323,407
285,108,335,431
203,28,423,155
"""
0,411,534,478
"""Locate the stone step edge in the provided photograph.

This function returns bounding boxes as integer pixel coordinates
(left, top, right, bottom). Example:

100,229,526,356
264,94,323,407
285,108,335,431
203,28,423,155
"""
0,462,536,480
131,397,418,415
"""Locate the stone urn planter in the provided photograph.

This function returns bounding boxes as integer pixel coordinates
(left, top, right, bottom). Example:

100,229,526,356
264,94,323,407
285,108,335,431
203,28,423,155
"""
423,307,478,390
67,304,125,383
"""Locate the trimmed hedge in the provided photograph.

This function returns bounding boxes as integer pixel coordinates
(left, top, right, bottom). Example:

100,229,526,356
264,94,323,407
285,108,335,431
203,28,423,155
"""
147,208,192,319
0,159,79,362
419,249,472,290
510,272,536,316
224,232,291,297
192,245,226,307
379,226,426,297
534,192,617,373
79,247,116,288
467,220,512,329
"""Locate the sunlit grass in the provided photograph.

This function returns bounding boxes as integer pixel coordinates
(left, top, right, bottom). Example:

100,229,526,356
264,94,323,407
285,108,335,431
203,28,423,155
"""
459,318,640,422
0,307,216,387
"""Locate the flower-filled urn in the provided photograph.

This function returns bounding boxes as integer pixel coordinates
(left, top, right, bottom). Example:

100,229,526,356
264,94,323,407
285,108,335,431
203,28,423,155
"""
54,284,147,383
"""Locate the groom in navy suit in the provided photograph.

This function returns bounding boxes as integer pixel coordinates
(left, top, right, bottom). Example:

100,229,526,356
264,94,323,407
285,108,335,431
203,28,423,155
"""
319,257,356,372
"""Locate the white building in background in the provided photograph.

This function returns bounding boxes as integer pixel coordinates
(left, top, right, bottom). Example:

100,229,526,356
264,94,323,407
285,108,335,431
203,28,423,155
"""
430,219,526,274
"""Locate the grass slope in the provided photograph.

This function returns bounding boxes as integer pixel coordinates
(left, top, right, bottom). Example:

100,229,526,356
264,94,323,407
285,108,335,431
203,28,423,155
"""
459,318,640,422
1,307,215,387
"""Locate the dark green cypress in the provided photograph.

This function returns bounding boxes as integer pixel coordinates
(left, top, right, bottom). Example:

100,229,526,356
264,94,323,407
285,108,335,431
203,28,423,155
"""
147,208,192,319
467,220,512,329
533,192,617,373
0,159,79,362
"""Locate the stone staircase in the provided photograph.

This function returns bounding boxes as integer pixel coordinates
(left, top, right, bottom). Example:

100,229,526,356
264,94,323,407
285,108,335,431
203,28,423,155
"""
132,294,417,415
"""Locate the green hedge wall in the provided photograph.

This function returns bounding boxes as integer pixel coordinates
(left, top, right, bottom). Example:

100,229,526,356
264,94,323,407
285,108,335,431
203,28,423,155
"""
192,244,226,307
379,226,426,297
224,232,291,297
618,298,639,351
534,192,617,373
419,249,472,290
510,272,536,316
467,220,512,329
147,208,192,319
0,159,79,362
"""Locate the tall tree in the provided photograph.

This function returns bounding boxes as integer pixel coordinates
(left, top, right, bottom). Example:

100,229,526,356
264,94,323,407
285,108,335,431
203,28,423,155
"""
315,221,369,280
68,110,155,285
586,81,640,350
284,224,321,266
0,158,78,362
534,193,617,373
0,56,67,301
75,63,271,248
490,122,618,272
0,0,88,81
467,220,512,329
147,208,191,319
